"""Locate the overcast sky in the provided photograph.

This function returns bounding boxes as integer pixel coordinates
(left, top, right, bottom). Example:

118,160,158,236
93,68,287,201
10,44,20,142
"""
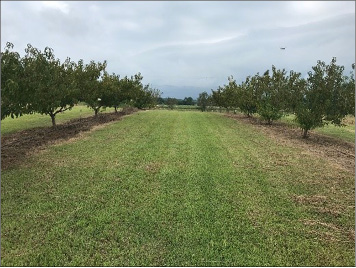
1,1,355,99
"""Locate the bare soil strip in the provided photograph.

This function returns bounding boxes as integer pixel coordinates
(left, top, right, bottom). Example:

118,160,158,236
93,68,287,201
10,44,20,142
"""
225,113,355,174
1,108,138,170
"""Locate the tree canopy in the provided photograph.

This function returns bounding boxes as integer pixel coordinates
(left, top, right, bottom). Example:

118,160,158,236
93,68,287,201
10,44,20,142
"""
201,58,354,137
1,43,161,125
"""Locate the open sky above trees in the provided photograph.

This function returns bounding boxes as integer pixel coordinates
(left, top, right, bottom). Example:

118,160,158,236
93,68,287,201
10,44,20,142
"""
1,1,355,98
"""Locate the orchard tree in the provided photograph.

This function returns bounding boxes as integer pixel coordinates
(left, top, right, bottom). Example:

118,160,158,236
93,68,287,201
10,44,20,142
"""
22,44,79,126
146,87,162,108
197,91,211,111
256,66,288,124
100,72,122,113
322,58,350,124
223,76,239,113
109,72,158,109
117,75,136,106
211,86,225,112
211,76,238,112
295,57,350,138
134,84,161,109
166,97,178,110
211,76,239,113
334,62,355,117
1,42,26,119
339,63,355,117
129,73,145,107
116,72,146,108
76,59,107,116
285,70,307,113
238,75,258,117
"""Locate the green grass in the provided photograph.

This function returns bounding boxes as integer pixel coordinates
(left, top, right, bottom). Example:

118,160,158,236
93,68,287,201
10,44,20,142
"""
1,110,354,266
280,114,355,143
1,105,116,136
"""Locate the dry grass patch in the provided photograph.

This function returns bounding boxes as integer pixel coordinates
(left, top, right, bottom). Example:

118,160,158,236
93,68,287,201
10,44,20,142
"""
293,195,327,205
302,219,354,243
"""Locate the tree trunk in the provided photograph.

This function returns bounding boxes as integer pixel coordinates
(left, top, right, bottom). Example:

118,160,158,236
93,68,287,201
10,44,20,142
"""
114,106,118,113
94,108,99,117
50,114,56,126
302,128,309,138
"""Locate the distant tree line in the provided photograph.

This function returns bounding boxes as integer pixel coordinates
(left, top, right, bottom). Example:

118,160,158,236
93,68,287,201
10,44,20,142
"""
197,58,355,138
1,42,161,126
155,97,197,110
157,97,196,107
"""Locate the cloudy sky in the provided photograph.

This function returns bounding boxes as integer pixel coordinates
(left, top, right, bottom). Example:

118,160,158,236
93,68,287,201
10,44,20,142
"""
1,1,355,99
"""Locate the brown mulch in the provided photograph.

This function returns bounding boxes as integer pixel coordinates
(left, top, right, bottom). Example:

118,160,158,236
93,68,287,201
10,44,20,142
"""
1,107,138,170
225,113,355,174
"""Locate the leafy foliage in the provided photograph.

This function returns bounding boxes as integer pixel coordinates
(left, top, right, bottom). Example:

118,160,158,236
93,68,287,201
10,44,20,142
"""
166,97,178,110
76,59,107,116
340,64,355,117
211,86,224,111
1,42,161,124
21,44,80,126
256,66,288,124
285,70,307,113
134,85,161,109
182,97,195,106
211,76,239,112
100,72,122,112
1,42,27,119
237,75,258,117
295,58,352,137
2,42,354,138
129,73,161,109
197,91,211,111
202,58,354,138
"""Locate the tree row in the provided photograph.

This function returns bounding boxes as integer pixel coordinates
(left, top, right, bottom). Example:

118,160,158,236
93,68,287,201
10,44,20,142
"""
197,58,355,137
1,42,161,126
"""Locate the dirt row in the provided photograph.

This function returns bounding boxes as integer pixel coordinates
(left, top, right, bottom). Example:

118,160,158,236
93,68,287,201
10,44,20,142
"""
1,108,138,170
225,113,355,174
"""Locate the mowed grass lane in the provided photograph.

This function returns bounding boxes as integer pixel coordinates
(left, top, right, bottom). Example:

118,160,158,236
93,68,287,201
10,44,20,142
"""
1,110,354,266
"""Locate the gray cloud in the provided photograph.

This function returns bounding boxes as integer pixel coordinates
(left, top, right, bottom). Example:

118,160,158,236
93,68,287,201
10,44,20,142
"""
1,1,354,98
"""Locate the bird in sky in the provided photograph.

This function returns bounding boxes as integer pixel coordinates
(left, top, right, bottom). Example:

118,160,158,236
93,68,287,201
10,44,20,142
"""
280,47,286,50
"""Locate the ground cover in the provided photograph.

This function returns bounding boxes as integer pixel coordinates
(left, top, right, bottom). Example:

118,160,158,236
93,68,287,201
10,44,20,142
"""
280,114,355,143
1,105,116,136
1,108,136,170
1,110,354,266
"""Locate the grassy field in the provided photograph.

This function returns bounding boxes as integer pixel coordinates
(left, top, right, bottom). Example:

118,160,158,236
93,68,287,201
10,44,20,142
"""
1,105,116,136
1,110,354,266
